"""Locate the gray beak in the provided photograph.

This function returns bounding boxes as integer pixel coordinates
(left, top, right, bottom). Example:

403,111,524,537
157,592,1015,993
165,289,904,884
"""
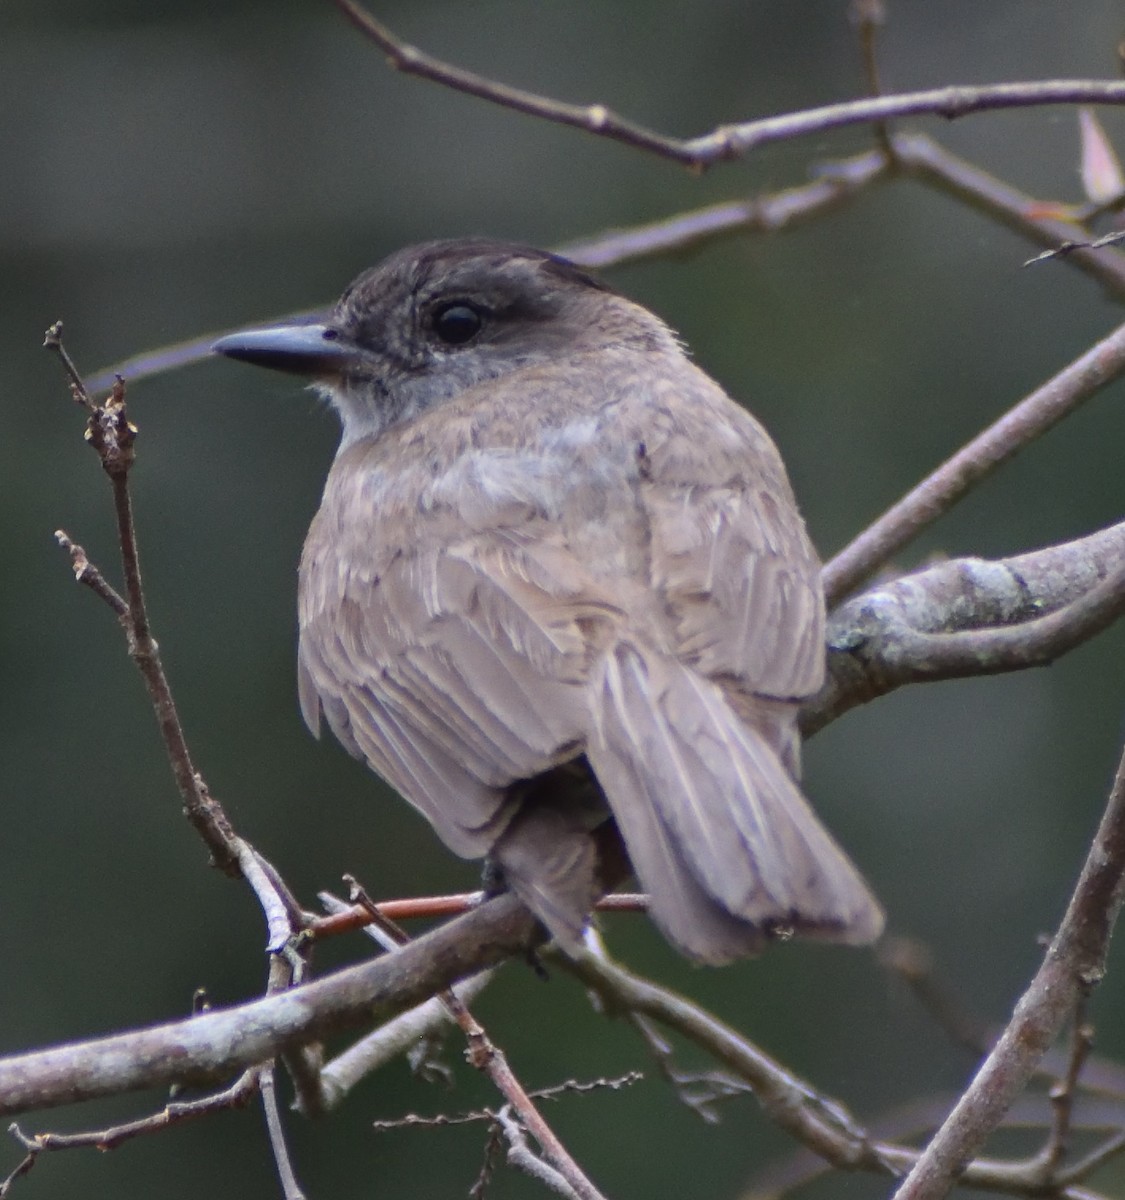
212,323,360,377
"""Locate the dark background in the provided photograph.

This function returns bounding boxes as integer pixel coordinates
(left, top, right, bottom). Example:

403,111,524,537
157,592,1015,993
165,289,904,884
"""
4,3,1125,1197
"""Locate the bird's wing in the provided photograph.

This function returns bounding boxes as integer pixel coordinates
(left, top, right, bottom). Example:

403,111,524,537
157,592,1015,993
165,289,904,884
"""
298,510,621,858
637,384,826,703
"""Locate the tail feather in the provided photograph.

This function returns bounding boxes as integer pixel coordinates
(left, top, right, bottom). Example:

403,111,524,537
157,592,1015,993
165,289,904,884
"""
587,643,883,962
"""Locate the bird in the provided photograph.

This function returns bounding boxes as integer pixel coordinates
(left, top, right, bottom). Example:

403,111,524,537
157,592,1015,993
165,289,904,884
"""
213,239,883,964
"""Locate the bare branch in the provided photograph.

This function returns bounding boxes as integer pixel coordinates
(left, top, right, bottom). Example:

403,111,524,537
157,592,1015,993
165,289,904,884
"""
341,880,608,1200
307,890,646,942
0,1071,259,1196
260,1064,307,1200
559,946,1125,1198
554,947,874,1168
84,134,1125,394
849,0,892,157
558,149,892,265
370,1073,642,1131
494,1107,583,1200
878,936,993,1056
822,318,1125,605
329,2,1125,168
314,891,497,1111
45,339,243,873
891,735,1125,1199
739,1090,1125,1200
1025,228,1125,266
0,893,537,1119
808,521,1125,733
53,531,127,618
892,133,1125,300
1036,1000,1095,1179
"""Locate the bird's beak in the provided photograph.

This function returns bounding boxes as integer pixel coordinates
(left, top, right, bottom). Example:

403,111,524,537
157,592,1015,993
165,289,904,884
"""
212,323,360,377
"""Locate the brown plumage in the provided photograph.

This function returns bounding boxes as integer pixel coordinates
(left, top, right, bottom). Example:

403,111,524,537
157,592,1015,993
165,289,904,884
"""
213,240,883,963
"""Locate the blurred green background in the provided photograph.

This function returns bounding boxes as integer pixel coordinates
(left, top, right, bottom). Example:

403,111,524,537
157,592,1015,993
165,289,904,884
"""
4,2,1125,1197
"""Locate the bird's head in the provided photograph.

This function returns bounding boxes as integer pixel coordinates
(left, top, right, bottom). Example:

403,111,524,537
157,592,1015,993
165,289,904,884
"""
213,239,678,446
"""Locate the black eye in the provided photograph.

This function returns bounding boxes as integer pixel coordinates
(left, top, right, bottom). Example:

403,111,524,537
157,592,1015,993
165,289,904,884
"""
432,303,483,345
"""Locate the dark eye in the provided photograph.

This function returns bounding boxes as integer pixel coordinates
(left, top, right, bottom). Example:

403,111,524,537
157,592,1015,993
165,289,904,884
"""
432,302,483,345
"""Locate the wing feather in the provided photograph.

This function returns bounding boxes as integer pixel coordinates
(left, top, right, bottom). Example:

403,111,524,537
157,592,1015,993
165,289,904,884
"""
299,527,619,858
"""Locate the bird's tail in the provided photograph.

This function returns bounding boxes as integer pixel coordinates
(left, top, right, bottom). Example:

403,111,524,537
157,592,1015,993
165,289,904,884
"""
585,642,884,964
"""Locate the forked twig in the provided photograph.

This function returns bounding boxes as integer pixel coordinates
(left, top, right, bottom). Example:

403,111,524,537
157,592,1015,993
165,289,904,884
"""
892,736,1125,1199
343,880,608,1200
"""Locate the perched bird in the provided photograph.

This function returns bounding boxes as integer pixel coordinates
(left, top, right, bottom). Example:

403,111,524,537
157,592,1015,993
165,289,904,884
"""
213,239,883,964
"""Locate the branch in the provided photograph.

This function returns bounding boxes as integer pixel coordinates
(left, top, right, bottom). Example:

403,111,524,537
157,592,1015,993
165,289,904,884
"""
558,948,1125,1198
307,891,647,943
84,152,893,393
740,1090,1125,1200
83,137,1125,393
44,336,242,873
0,893,536,1119
338,881,607,1200
892,736,1125,1199
891,133,1125,301
806,521,1125,734
493,1107,584,1200
329,1,1125,168
0,1073,260,1197
553,946,874,1168
822,317,1125,604
557,149,892,266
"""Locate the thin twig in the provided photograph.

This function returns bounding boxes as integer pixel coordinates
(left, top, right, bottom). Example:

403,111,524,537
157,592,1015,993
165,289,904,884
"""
329,1,1125,168
342,880,608,1200
48,334,320,1198
240,845,304,953
1057,1129,1125,1187
554,947,873,1167
46,330,241,873
559,946,1125,1198
42,321,95,410
53,531,127,617
626,1011,751,1124
494,1107,582,1200
1036,998,1094,1178
85,133,1125,393
739,1089,1125,1200
315,891,496,1111
1,1070,260,1195
891,735,1125,1200
306,890,647,941
470,1120,504,1200
849,0,893,157
822,315,1125,605
892,134,1125,301
260,1064,307,1200
878,936,993,1057
86,149,892,393
558,148,892,265
1025,227,1125,265
371,1074,642,1131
